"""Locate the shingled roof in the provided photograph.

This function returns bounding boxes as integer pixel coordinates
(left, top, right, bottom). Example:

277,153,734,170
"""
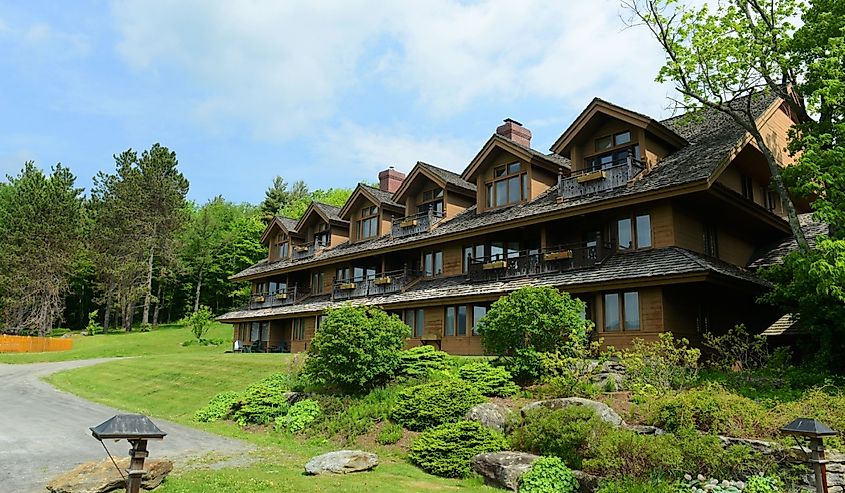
230,92,783,281
312,202,345,223
416,161,477,192
278,216,298,232
748,213,830,268
361,184,403,209
219,247,767,321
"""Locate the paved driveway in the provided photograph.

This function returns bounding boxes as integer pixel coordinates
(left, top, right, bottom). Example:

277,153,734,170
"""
0,359,252,493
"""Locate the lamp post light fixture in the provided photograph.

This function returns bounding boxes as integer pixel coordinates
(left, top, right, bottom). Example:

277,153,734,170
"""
90,414,167,493
780,417,838,493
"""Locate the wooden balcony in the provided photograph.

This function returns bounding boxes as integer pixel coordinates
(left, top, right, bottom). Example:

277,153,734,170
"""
331,269,419,301
466,240,614,282
391,209,444,239
292,239,329,260
247,286,308,310
560,158,645,200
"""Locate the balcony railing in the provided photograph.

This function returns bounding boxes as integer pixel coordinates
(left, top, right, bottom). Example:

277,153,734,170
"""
247,286,308,310
292,239,329,260
559,155,645,200
331,268,420,301
466,239,614,282
391,209,445,239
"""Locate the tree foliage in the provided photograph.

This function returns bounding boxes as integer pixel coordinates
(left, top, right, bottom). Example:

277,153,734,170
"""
305,304,410,393
0,162,85,334
278,187,353,219
259,176,308,221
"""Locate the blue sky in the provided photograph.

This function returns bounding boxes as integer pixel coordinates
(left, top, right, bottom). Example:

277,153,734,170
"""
0,0,679,204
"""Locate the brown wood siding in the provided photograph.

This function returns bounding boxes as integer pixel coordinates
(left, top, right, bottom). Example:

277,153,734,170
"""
530,167,558,200
672,206,705,253
757,105,796,167
289,316,316,353
650,201,674,248
446,193,475,218
594,287,664,349
442,241,464,277
718,230,755,266
330,224,349,248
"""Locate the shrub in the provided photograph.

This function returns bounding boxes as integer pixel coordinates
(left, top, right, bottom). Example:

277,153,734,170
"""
537,345,615,398
519,456,579,493
232,382,290,426
397,345,450,379
376,422,404,445
305,304,410,393
582,428,683,478
275,399,320,433
311,387,400,442
509,406,611,469
744,474,783,493
185,306,214,341
457,361,518,397
194,391,240,423
477,286,592,383
139,323,152,332
181,337,227,347
595,478,678,493
408,421,507,478
703,324,769,371
86,310,103,335
620,332,700,397
392,380,485,431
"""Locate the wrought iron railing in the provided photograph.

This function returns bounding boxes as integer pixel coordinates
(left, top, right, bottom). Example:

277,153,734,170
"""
466,239,614,282
391,209,445,239
331,268,420,301
247,286,308,310
559,155,645,200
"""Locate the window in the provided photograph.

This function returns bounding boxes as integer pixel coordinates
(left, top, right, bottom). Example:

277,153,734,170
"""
422,251,443,277
765,190,779,211
316,314,327,331
490,241,521,261
311,271,324,294
293,318,305,340
463,244,485,272
404,308,425,338
703,224,719,257
603,291,640,331
314,226,330,248
277,241,289,259
418,188,444,215
741,174,755,201
358,205,379,239
335,267,351,283
472,305,487,335
485,162,527,208
595,131,631,151
444,305,468,336
617,213,652,251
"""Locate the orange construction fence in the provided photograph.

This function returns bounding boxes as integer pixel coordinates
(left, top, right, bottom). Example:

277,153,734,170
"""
0,334,73,353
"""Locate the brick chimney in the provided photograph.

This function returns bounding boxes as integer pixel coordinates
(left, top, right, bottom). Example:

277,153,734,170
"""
378,167,405,194
496,118,532,147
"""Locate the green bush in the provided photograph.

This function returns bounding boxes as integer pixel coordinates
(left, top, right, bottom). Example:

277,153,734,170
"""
702,324,769,371
232,382,290,426
305,304,410,393
477,286,592,383
508,406,610,469
397,345,450,379
519,456,579,493
582,428,683,478
376,422,404,445
392,380,485,431
185,306,214,341
621,332,700,397
408,421,507,478
275,399,320,433
595,478,678,493
744,474,783,493
457,361,519,397
311,387,400,442
194,391,240,423
181,337,228,347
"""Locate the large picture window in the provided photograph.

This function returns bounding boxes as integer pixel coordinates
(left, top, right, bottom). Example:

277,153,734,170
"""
472,305,488,336
311,271,324,294
358,205,379,239
603,291,640,332
422,250,443,277
617,213,652,250
444,305,468,336
485,162,527,208
404,308,425,338
293,318,305,340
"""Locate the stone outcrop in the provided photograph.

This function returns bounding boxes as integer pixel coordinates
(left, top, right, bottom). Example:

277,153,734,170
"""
521,397,625,427
304,450,378,475
46,458,172,493
470,451,539,491
282,392,309,405
465,403,510,433
627,424,666,435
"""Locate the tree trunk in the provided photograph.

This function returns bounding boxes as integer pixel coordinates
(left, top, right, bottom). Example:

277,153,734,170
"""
103,283,113,335
193,268,203,313
141,244,154,326
153,283,162,327
125,300,135,332
749,129,809,248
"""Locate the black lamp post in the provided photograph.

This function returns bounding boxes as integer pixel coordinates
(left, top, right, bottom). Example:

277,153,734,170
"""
90,414,167,493
781,417,837,493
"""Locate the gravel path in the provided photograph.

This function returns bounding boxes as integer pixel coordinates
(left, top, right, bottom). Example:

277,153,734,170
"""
0,359,252,493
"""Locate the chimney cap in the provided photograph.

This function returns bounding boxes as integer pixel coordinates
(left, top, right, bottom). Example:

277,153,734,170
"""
503,118,523,126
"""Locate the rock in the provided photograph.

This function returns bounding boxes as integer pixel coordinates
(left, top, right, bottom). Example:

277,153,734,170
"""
46,457,172,493
283,391,309,405
521,397,625,427
465,403,510,433
626,424,665,435
573,469,600,493
718,435,780,455
304,450,378,475
470,451,539,491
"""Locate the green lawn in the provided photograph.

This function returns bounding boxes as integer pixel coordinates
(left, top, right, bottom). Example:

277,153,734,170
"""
0,322,234,363
38,326,494,492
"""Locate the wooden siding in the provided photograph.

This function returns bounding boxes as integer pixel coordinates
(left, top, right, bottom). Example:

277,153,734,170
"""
650,201,674,248
529,166,558,200
757,104,796,167
672,206,706,253
593,287,665,349
446,192,475,218
289,316,315,353
718,230,755,266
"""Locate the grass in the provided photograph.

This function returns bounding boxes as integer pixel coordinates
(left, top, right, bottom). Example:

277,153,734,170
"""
0,322,233,364
38,326,495,492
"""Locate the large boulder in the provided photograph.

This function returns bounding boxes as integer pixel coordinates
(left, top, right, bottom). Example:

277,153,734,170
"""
465,403,510,433
572,470,600,493
304,450,378,475
46,458,172,493
520,397,625,427
470,451,539,491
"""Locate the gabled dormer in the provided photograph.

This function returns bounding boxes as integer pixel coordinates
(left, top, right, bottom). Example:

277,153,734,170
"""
260,216,301,262
463,119,570,213
390,162,476,237
293,202,349,259
339,183,405,243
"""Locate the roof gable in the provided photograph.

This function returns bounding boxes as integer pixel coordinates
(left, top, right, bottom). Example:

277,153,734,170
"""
294,201,347,232
462,134,570,182
260,216,299,244
394,161,476,202
550,98,687,157
339,184,403,219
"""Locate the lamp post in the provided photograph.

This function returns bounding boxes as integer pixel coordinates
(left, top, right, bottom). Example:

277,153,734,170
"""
781,417,837,493
90,414,167,493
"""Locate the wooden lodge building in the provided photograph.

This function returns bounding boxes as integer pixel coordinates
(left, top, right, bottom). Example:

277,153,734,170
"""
219,93,812,355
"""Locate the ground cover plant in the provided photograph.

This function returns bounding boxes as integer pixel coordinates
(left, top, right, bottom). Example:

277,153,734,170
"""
519,456,579,493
